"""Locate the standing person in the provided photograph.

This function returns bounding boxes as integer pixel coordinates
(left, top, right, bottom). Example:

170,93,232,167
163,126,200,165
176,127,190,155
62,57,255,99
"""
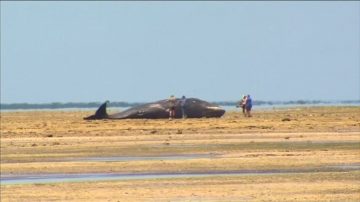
237,95,247,116
168,95,177,119
245,94,253,117
180,95,187,119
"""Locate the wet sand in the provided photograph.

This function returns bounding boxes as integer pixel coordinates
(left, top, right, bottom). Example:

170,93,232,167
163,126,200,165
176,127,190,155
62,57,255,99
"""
1,106,360,201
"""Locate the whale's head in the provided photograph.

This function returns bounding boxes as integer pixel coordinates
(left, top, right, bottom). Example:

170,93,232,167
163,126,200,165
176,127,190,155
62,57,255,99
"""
185,98,225,118
204,105,226,117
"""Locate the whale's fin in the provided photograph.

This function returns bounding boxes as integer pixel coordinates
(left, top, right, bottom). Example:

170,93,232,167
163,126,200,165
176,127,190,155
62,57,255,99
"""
84,101,109,120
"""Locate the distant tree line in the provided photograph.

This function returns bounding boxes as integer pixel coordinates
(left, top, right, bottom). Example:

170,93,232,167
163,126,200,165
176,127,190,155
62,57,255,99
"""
214,100,360,106
1,100,359,110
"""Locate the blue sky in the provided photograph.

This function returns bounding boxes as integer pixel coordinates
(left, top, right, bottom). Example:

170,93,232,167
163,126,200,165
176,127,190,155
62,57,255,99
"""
1,2,359,103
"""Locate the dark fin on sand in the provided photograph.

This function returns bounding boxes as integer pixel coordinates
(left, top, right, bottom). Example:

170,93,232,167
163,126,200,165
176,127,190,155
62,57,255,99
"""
84,101,109,120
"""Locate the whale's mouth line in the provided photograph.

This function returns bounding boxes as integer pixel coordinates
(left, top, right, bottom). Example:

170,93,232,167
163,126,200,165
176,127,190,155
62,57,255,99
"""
1,164,359,185
206,106,222,110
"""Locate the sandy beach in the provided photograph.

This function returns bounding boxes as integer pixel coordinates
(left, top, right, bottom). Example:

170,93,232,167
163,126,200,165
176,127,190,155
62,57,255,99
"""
1,106,360,201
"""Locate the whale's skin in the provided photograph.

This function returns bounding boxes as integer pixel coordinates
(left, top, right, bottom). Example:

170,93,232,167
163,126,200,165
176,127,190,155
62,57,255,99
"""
84,98,225,120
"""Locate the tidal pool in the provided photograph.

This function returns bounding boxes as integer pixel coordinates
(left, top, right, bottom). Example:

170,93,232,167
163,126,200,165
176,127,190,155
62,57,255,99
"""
0,171,299,185
2,165,359,185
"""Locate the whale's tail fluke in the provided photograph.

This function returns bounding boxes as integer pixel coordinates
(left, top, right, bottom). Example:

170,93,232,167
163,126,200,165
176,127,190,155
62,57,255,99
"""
84,101,109,120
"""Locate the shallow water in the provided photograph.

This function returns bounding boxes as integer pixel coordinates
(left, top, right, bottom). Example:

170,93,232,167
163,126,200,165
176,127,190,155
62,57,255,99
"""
0,171,306,185
2,165,359,185
326,163,360,170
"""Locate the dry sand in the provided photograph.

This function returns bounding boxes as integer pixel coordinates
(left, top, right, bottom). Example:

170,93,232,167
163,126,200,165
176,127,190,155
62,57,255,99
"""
1,106,360,201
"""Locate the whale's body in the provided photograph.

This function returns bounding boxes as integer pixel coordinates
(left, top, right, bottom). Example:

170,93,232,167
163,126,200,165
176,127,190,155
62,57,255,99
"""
84,98,225,120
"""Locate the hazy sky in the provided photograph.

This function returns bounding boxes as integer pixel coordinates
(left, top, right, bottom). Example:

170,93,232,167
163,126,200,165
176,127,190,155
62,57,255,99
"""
1,2,359,103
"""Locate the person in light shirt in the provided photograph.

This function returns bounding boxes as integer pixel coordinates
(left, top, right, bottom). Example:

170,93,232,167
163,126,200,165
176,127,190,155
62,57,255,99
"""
180,95,187,119
236,95,247,116
168,95,176,119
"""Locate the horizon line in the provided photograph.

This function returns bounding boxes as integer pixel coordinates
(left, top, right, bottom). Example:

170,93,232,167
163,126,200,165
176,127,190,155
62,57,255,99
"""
1,99,360,105
1,99,359,111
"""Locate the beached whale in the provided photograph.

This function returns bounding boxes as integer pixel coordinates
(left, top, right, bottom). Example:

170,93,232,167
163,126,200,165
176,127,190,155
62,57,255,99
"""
84,98,225,120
